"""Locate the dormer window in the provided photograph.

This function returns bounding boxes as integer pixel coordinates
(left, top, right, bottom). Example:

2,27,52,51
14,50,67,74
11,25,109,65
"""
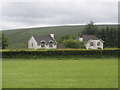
41,40,45,47
49,40,53,43
49,40,54,47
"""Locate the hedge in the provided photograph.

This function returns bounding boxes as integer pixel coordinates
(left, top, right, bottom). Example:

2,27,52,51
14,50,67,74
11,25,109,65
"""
1,49,119,58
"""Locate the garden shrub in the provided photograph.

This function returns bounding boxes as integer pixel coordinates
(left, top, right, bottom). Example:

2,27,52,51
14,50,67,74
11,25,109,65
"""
62,39,85,49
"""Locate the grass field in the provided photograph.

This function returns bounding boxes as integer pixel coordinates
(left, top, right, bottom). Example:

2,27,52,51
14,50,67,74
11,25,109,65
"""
2,58,118,88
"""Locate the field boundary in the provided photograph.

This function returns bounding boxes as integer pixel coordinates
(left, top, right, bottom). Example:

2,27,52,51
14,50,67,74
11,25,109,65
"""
1,49,119,58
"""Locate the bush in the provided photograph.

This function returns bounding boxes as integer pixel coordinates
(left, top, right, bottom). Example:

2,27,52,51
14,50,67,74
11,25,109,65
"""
63,39,85,49
59,34,75,43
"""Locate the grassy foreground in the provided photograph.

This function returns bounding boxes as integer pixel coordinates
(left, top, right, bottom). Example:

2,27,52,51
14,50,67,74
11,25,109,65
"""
3,58,118,88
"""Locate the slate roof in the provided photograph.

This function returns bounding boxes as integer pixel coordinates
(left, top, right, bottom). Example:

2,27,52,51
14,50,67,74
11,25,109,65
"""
33,35,57,45
76,35,102,42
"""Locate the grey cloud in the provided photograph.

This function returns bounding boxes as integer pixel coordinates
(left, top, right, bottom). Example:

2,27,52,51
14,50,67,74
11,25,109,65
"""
1,2,118,30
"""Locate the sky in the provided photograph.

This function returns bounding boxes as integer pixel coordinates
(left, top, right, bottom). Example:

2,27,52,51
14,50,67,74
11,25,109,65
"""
0,0,119,30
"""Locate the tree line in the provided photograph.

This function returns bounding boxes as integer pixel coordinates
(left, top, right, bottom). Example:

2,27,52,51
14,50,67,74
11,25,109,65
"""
1,21,119,49
82,21,119,48
59,21,119,48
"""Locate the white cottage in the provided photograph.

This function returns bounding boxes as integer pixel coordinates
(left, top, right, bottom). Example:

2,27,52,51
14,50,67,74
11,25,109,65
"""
28,34,57,49
76,35,104,49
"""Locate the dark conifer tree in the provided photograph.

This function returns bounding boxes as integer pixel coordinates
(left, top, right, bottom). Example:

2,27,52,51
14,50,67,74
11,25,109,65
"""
2,32,8,49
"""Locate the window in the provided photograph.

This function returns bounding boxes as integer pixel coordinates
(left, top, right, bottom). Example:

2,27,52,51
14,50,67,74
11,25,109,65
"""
41,41,45,47
97,42,100,46
97,47,102,49
41,44,45,47
90,42,94,46
49,41,54,47
37,43,40,45
49,40,53,43
31,43,33,47
49,44,53,47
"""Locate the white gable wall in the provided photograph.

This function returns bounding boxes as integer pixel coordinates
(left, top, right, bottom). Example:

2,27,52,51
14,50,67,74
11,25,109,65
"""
85,40,103,49
28,36,38,49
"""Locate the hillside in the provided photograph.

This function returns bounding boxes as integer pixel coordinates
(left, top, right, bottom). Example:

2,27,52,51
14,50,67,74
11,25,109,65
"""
3,25,117,49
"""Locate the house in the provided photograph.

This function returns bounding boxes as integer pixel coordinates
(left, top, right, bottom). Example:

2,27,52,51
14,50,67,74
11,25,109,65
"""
28,34,57,49
76,35,104,49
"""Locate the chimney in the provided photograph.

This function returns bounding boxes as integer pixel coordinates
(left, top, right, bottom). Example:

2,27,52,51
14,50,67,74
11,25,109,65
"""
79,34,83,41
50,33,54,39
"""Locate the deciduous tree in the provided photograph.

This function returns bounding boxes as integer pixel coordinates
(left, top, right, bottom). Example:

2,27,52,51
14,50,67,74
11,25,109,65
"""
2,32,8,49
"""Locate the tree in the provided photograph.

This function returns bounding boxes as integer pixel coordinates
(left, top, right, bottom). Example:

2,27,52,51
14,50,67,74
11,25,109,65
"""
104,26,110,47
82,21,98,35
2,32,8,49
109,27,118,47
59,34,75,43
62,39,85,49
97,26,118,48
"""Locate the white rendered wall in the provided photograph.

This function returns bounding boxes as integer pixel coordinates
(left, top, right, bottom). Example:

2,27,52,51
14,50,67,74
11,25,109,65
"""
28,36,38,49
85,40,103,49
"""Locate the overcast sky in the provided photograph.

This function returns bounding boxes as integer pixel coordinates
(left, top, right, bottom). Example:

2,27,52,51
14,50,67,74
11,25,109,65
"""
0,0,119,30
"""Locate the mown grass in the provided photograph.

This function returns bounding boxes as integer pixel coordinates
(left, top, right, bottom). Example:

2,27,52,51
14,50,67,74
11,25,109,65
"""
2,58,118,88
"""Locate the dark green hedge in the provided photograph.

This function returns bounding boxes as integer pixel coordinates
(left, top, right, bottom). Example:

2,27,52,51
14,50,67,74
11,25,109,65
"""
1,49,119,58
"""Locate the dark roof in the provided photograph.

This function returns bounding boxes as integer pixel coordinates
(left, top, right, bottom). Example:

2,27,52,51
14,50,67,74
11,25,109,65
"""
76,35,101,41
33,35,57,45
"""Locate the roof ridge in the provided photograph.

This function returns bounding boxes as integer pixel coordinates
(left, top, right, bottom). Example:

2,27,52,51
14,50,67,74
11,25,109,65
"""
32,34,57,45
33,34,48,37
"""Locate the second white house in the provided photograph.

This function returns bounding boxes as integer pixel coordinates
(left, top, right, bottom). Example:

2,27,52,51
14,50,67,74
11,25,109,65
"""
76,35,104,49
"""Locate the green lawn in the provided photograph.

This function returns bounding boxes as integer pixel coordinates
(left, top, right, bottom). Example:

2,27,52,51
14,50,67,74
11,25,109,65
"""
2,58,118,88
